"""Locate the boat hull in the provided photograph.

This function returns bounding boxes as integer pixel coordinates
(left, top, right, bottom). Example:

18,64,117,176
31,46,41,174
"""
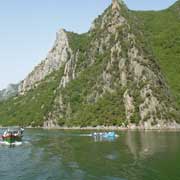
2,135,22,144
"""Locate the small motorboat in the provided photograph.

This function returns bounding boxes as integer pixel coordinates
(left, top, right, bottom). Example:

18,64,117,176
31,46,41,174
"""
1,127,24,145
92,131,118,138
91,131,119,142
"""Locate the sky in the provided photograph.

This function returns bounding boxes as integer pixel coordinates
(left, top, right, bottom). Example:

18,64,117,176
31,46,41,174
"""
0,0,177,90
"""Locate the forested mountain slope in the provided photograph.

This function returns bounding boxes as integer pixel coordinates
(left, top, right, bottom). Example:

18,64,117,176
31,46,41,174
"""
0,0,179,129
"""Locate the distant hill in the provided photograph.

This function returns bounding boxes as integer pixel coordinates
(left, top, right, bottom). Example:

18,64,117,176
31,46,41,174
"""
0,84,18,102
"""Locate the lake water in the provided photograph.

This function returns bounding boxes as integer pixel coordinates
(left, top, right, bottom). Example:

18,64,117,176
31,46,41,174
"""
0,129,180,180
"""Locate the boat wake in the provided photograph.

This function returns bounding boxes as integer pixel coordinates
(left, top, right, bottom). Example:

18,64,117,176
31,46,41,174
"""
0,140,30,147
78,134,92,137
0,141,23,146
77,132,119,142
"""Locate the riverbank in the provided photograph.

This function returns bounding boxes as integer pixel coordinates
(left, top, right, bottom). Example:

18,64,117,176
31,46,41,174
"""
1,122,180,131
41,123,180,131
41,120,180,130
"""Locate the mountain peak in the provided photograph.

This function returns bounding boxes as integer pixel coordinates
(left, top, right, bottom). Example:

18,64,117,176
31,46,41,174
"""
112,0,121,10
57,28,66,36
19,27,71,94
112,0,125,10
55,28,68,46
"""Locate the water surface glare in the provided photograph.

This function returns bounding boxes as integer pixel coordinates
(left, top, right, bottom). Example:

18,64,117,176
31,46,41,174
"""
0,129,180,180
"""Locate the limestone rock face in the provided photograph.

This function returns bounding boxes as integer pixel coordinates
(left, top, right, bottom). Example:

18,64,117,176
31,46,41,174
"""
112,0,121,10
18,29,72,94
60,52,77,88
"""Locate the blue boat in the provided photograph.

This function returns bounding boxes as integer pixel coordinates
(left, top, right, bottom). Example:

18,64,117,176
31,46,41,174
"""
102,132,116,138
92,131,118,138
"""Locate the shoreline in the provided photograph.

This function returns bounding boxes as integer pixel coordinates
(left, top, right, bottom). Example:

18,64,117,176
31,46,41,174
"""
41,121,180,131
34,125,180,131
1,124,180,131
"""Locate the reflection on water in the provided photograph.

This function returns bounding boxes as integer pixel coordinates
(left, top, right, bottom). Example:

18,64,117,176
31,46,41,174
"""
93,135,117,142
125,131,180,159
0,129,180,180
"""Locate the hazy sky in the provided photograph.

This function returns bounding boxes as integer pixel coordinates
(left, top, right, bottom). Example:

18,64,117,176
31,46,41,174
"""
0,0,177,90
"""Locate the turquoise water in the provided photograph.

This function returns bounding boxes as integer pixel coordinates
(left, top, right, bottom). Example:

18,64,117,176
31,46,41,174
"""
0,129,180,180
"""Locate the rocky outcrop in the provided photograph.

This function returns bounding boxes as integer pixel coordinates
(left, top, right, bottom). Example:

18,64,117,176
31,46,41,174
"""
18,29,72,94
60,52,77,88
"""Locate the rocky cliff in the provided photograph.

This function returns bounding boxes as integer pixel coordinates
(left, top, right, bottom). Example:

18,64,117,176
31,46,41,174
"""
18,29,73,94
0,0,179,129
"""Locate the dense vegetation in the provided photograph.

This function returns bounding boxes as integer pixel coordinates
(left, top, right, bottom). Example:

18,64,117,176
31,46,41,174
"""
58,52,126,127
0,69,64,127
134,2,180,108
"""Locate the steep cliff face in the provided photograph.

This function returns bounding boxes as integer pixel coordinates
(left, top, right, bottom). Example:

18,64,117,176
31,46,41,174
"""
18,29,73,94
0,0,179,128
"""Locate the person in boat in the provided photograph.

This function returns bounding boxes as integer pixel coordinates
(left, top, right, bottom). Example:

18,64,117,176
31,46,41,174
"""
20,128,24,135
